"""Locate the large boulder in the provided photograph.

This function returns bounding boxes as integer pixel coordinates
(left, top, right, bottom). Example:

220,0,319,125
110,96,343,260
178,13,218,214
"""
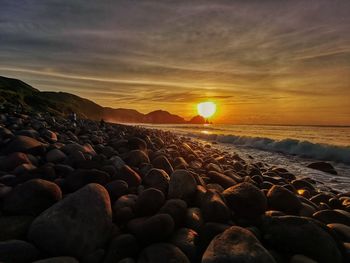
28,183,113,258
168,170,197,201
3,179,62,215
138,243,190,263
267,185,302,215
307,162,337,175
261,216,343,263
222,182,267,219
202,226,276,263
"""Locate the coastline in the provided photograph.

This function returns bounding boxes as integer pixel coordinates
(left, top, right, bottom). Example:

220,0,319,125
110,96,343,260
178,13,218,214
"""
0,111,349,262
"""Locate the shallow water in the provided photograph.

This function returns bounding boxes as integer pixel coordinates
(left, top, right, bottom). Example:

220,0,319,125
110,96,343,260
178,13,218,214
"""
138,124,350,192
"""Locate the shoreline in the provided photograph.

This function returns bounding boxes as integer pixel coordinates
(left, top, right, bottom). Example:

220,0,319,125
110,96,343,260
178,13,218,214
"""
0,111,349,262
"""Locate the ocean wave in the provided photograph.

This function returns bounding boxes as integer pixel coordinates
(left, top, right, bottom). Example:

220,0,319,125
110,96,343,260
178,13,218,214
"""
189,132,350,164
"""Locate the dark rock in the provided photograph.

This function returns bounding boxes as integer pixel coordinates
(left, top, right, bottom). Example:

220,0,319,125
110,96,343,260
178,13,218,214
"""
185,207,204,232
0,239,39,263
152,155,174,176
0,215,34,241
168,169,197,201
103,234,138,263
65,169,109,192
138,243,190,263
46,149,66,163
207,171,237,189
313,209,350,225
292,179,315,191
307,162,337,175
127,213,174,243
143,168,170,194
135,187,165,216
327,223,350,242
170,228,198,262
128,137,147,151
202,226,276,263
3,179,62,215
223,182,267,219
0,152,31,171
125,150,150,167
113,194,138,223
4,135,44,155
33,257,79,263
198,222,231,252
267,185,302,215
28,183,113,258
114,165,141,188
261,216,342,263
159,199,187,226
289,255,318,263
200,190,231,223
105,180,128,202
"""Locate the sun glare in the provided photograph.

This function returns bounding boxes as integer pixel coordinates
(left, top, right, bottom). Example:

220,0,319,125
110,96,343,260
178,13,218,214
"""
197,101,216,118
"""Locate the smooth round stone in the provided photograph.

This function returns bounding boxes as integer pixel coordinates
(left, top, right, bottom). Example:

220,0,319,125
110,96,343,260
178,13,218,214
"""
170,228,198,262
185,207,204,232
127,214,174,243
307,162,337,175
222,182,267,219
65,169,109,192
40,129,58,142
0,239,39,263
135,187,165,216
138,243,190,263
313,209,350,225
0,152,31,171
105,180,129,202
198,223,231,252
114,165,141,188
168,169,197,201
4,135,44,155
327,223,350,242
292,179,315,191
159,199,187,226
28,184,113,259
261,216,342,263
289,255,318,263
128,137,147,151
46,148,66,163
207,171,237,189
152,155,174,176
113,194,138,223
200,190,231,223
202,226,276,263
3,179,62,215
104,234,139,263
125,150,150,167
143,168,170,193
33,257,79,263
267,185,302,215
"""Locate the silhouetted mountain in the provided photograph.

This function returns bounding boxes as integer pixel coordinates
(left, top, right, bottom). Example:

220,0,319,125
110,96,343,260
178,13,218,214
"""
189,115,206,124
0,76,201,124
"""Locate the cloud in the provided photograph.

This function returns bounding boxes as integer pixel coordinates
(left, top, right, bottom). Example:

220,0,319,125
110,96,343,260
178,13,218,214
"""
0,0,349,124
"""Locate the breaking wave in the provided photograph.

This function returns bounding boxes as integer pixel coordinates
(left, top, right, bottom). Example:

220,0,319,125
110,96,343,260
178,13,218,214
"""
190,133,350,164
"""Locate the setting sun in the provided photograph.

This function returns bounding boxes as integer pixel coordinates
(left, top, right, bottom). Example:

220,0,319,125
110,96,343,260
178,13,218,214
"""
197,102,217,118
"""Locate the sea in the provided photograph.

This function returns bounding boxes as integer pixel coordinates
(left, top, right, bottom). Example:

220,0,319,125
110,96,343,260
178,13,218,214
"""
138,124,350,192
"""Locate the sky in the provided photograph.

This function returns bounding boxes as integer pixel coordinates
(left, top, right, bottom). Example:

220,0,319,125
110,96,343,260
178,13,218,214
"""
0,0,350,125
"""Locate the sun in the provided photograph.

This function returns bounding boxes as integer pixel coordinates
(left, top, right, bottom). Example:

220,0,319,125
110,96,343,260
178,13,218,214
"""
197,101,216,118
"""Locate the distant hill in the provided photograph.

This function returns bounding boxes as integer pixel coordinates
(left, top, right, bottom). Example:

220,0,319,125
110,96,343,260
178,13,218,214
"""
0,76,205,124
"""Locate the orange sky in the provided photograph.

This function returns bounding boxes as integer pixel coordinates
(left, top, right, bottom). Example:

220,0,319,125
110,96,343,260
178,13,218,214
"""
1,0,350,125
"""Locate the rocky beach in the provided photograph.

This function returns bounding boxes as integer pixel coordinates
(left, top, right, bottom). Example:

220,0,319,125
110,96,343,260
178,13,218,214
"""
0,109,349,263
